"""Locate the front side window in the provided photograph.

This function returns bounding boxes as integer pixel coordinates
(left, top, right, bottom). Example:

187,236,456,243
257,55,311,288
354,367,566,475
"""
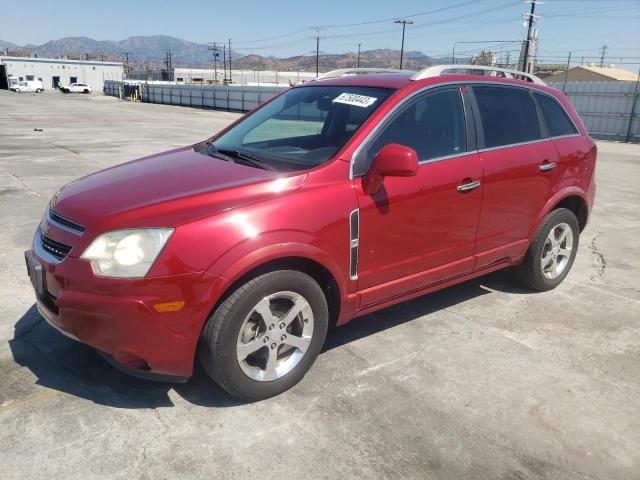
369,88,466,163
534,93,578,137
473,86,541,148
207,86,393,171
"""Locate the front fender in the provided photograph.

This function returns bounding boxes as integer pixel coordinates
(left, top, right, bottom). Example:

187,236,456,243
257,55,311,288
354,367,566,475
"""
205,234,350,300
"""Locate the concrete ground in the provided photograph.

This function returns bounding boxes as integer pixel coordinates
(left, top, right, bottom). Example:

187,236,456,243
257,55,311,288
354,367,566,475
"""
1,90,639,480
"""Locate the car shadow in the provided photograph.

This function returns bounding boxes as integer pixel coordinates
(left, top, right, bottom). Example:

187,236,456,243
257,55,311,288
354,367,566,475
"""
9,269,533,409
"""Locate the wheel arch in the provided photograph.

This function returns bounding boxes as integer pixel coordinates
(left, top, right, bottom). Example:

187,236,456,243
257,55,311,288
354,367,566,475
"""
216,256,342,328
530,188,589,239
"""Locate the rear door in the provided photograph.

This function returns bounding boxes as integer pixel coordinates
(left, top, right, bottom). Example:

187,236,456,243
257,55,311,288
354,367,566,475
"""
470,84,559,268
532,92,588,192
354,86,484,305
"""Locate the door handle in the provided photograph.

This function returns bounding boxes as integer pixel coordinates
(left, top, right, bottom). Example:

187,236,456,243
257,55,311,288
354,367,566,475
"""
457,180,481,192
539,161,557,172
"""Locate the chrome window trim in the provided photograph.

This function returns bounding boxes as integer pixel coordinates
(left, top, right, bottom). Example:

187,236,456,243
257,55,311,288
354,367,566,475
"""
476,137,552,154
349,80,585,179
531,90,581,138
550,133,582,140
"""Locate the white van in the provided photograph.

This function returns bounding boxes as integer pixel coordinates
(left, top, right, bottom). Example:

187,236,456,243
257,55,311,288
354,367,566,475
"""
10,80,45,93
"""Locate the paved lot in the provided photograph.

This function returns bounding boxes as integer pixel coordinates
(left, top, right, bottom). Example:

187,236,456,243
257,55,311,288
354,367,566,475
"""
1,91,639,480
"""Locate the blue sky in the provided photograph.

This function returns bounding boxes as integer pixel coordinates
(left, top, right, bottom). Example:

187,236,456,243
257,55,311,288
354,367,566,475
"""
1,0,639,66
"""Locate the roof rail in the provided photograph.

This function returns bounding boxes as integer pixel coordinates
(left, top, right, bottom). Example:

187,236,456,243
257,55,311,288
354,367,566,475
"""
316,68,408,81
411,64,546,85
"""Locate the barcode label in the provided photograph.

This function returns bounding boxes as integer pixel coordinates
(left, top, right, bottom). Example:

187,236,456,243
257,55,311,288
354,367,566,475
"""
332,93,378,108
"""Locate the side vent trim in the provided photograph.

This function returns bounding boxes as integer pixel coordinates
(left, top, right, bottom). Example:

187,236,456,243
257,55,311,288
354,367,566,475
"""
349,209,360,280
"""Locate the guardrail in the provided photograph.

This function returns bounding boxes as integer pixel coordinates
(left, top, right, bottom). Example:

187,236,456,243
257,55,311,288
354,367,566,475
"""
104,80,283,112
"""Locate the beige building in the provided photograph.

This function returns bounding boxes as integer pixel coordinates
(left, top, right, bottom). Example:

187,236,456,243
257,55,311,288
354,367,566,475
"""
544,64,638,83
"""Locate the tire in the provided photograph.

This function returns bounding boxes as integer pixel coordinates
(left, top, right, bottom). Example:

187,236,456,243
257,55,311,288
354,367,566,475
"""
36,88,42,93
199,270,328,401
515,208,580,291
83,89,89,94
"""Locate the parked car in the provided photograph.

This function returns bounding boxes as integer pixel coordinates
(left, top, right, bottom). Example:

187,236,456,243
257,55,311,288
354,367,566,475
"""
25,65,596,400
10,80,44,93
59,83,92,94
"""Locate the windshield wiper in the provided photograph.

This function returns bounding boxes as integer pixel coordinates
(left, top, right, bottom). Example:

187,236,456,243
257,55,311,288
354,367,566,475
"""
207,143,276,171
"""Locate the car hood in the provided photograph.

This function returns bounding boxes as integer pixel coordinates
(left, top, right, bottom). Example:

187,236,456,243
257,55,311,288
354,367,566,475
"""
51,145,306,231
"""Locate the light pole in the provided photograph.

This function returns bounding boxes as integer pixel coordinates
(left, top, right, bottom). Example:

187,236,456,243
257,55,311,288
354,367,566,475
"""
357,43,361,68
394,19,413,70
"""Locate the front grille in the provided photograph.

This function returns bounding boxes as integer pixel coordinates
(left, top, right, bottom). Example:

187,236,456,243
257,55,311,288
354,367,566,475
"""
41,233,72,260
49,208,85,233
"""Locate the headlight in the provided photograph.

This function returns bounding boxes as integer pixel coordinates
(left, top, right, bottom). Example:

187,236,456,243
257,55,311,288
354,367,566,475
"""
81,229,173,278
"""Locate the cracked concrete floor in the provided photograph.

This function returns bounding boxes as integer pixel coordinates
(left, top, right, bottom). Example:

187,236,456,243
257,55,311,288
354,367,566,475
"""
1,91,639,480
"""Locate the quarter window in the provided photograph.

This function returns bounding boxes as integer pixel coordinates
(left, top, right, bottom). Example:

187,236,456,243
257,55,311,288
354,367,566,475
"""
368,88,466,166
534,93,578,137
473,86,541,148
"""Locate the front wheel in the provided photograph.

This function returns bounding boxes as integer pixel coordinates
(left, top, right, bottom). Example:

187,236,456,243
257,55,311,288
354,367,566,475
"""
199,270,328,401
515,208,580,291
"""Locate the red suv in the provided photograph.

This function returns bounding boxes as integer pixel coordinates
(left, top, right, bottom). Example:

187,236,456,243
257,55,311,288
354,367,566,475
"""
25,66,596,400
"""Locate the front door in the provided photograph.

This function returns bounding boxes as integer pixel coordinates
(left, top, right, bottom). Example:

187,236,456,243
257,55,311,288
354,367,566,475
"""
52,76,60,89
353,86,483,306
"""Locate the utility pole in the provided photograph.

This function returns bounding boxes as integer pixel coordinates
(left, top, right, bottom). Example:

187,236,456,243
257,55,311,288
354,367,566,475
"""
394,19,413,70
521,0,541,73
222,45,227,83
357,43,361,68
599,45,608,67
562,51,571,93
124,52,130,77
311,27,325,77
228,38,232,84
208,42,220,84
505,51,511,68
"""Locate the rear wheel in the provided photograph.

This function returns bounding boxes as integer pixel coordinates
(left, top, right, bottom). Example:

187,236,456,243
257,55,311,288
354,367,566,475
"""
36,88,42,93
199,270,328,400
515,208,579,291
83,89,89,94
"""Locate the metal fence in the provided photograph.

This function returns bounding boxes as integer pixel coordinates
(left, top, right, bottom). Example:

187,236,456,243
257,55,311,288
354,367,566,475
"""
104,80,282,112
548,81,640,143
104,79,640,143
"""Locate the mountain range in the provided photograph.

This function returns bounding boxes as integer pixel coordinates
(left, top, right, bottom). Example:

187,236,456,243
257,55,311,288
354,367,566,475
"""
0,35,455,71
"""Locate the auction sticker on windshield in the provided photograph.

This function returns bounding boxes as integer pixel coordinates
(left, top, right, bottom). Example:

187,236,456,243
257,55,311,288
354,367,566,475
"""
333,93,377,108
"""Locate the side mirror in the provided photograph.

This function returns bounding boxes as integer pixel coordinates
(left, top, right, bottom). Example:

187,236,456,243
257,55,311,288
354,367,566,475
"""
362,143,419,195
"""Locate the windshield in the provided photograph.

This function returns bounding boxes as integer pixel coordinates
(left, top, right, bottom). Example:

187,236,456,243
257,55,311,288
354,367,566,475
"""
207,85,394,171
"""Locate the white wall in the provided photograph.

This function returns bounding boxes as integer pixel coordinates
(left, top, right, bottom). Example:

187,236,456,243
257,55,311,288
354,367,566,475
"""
173,68,317,86
0,56,123,90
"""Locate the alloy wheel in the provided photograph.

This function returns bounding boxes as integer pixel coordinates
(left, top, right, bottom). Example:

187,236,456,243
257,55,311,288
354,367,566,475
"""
236,291,314,381
541,222,573,279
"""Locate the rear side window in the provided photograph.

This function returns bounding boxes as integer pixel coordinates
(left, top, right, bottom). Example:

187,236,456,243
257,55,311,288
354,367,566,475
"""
534,93,578,137
473,86,541,148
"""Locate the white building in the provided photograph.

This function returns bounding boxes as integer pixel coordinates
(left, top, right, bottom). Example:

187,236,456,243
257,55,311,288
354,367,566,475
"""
0,56,123,91
174,68,317,86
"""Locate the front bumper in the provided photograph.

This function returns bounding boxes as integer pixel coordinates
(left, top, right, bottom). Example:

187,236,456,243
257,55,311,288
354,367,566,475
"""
25,236,222,381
